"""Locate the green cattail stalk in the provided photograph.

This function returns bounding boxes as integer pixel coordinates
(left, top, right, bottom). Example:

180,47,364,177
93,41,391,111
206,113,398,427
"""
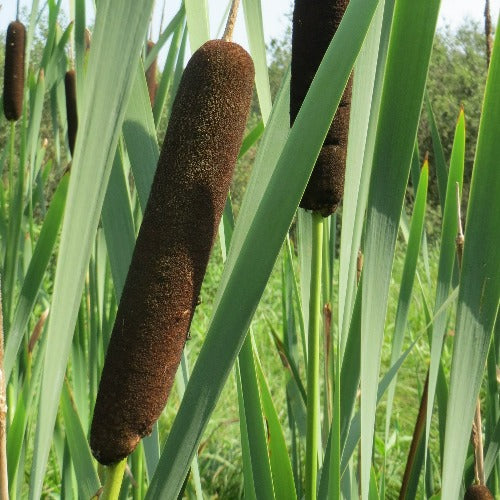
305,212,324,500
145,40,158,106
64,69,78,157
291,0,352,216
3,21,26,122
90,39,254,465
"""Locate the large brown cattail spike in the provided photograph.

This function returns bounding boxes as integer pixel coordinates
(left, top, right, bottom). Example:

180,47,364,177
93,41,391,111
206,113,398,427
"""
3,21,26,121
90,39,254,465
64,69,78,156
291,0,352,216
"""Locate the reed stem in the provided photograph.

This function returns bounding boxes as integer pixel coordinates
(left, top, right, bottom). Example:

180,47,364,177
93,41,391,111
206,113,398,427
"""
101,459,127,500
223,0,241,42
305,212,324,500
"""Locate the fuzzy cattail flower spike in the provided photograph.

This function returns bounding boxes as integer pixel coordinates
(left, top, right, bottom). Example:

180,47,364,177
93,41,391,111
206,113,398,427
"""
3,21,26,121
291,0,352,217
90,2,254,468
64,69,78,157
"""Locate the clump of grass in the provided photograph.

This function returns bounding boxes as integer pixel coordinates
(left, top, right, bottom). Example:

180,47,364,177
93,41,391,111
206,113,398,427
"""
90,38,254,466
3,20,26,121
290,0,352,216
64,69,78,156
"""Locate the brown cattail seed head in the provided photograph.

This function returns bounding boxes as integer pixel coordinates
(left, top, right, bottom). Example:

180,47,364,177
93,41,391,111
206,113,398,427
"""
145,40,158,106
291,0,352,216
3,21,26,121
90,39,254,465
64,70,78,156
464,484,494,499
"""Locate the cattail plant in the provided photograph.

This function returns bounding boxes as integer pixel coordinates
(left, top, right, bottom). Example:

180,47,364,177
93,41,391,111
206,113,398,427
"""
90,4,254,468
64,69,78,157
145,40,158,106
291,2,351,498
3,21,26,121
291,0,351,216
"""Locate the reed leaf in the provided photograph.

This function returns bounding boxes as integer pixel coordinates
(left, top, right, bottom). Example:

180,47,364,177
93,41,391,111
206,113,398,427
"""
441,12,500,497
28,1,155,496
360,1,440,496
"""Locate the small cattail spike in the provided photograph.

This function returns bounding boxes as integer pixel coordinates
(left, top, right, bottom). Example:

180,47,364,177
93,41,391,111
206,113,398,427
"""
3,21,26,121
65,69,78,157
291,0,352,216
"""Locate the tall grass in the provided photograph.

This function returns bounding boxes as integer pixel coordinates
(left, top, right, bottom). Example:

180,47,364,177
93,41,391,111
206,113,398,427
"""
0,0,498,498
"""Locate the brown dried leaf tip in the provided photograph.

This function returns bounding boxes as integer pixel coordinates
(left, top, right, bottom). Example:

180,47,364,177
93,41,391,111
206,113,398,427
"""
3,21,26,121
65,70,78,156
145,40,158,107
291,0,352,216
464,484,494,499
90,39,254,465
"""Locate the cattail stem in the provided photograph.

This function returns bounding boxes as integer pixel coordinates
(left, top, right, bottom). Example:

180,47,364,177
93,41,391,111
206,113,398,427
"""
485,0,493,69
8,122,16,201
16,0,20,20
101,459,126,500
223,0,241,42
5,121,21,331
305,212,324,500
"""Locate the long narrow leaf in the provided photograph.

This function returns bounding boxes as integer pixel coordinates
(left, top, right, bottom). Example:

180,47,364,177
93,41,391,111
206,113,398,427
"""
360,1,440,496
29,2,155,497
441,14,500,497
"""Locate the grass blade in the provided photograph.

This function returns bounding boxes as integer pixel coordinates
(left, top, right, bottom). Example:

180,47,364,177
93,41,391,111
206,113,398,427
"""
238,336,276,500
255,347,297,500
242,0,272,122
425,108,465,465
384,162,428,442
61,382,100,499
185,0,209,51
425,93,448,212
